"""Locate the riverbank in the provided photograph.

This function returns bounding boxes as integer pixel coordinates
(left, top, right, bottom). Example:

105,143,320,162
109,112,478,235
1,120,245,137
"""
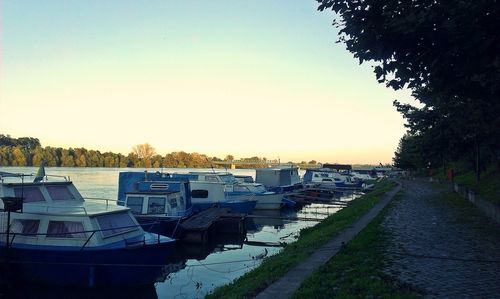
292,191,420,298
206,179,397,298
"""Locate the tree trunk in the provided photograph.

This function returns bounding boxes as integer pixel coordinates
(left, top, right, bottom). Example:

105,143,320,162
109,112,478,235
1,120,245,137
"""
475,141,481,182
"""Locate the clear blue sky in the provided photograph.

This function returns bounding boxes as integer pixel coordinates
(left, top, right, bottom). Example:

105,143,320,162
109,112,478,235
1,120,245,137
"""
0,0,412,164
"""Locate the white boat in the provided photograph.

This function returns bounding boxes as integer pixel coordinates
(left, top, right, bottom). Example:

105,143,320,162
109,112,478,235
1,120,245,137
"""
303,168,365,189
229,182,285,210
0,171,176,286
171,172,257,214
173,172,285,210
255,167,303,193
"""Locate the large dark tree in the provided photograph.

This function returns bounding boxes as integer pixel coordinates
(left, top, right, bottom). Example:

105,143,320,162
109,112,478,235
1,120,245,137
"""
317,0,500,180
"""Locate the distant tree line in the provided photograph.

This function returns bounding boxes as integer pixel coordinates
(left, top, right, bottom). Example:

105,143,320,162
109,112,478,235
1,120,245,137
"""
0,134,320,168
317,0,500,181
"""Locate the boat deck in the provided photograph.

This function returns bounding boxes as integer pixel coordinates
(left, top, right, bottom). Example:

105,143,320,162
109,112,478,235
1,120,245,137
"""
180,207,246,243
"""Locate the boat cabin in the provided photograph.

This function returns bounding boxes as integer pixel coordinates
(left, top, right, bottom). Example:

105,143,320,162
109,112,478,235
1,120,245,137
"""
0,179,144,248
118,172,192,219
255,167,301,191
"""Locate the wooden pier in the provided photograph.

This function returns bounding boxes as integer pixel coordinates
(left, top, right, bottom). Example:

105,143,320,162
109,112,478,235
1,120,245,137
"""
180,207,246,244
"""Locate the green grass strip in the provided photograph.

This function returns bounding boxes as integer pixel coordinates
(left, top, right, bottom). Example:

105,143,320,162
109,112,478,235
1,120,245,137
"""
206,180,396,299
292,192,419,299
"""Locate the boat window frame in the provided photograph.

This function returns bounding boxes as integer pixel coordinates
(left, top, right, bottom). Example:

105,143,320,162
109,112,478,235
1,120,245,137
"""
46,220,86,239
125,196,145,214
13,186,46,203
191,189,209,199
147,196,167,214
95,212,138,238
10,219,40,237
45,184,76,201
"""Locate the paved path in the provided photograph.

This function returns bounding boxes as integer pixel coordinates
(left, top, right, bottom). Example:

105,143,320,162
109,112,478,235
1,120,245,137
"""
382,179,500,298
255,183,402,299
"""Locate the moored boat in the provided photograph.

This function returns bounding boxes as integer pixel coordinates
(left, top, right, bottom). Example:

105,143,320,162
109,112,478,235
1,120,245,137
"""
117,171,193,236
303,168,365,190
0,171,176,287
171,172,257,214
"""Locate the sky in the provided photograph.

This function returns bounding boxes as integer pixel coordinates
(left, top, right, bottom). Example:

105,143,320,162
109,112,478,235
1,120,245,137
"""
0,0,413,164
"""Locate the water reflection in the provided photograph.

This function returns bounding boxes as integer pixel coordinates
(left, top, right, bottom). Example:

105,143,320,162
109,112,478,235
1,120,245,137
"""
0,167,364,298
3,285,158,299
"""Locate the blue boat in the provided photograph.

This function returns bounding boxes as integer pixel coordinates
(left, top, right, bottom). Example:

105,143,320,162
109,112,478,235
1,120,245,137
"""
0,171,176,287
171,172,257,214
117,171,193,236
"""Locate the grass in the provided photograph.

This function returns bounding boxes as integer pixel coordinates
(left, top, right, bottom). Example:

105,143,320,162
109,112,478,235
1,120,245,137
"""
292,192,420,299
206,179,396,299
453,167,500,204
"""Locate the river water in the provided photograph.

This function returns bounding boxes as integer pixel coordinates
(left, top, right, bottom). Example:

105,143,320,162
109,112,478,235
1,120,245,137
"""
0,167,359,299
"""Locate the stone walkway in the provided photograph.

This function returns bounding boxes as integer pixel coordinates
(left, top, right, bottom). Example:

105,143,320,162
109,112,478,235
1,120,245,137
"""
255,183,402,299
382,180,500,298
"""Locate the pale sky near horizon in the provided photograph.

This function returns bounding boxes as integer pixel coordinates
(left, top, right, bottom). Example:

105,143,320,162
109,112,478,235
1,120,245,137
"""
0,0,413,164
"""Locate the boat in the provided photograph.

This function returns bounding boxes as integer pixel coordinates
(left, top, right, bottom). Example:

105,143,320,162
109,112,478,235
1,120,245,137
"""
174,172,287,210
170,172,257,214
117,171,193,236
255,167,303,194
228,181,285,210
303,168,365,190
0,171,176,287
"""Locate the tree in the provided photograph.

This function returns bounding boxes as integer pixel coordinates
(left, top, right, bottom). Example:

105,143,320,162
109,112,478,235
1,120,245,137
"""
393,134,426,171
11,146,27,166
132,143,156,160
317,0,500,181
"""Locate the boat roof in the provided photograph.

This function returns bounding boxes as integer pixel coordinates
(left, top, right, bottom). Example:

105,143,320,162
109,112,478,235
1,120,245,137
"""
256,167,299,172
21,200,129,216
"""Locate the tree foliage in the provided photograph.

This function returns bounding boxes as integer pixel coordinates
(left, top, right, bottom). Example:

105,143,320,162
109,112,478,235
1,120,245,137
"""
0,135,280,169
132,143,156,159
318,0,500,179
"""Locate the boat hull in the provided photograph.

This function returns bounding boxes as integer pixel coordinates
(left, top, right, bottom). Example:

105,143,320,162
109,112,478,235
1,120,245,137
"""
192,200,257,214
253,193,284,210
0,239,176,287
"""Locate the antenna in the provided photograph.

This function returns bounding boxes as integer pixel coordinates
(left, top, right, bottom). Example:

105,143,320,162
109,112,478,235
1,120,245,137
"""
205,157,216,174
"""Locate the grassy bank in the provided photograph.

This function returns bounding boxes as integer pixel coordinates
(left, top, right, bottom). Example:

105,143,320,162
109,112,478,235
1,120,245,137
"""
430,164,500,204
206,180,396,299
292,192,419,299
453,168,500,204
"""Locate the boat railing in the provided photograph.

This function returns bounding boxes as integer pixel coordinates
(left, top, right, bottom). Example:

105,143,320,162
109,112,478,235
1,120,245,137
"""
84,197,118,207
0,223,162,250
0,172,70,183
25,205,90,216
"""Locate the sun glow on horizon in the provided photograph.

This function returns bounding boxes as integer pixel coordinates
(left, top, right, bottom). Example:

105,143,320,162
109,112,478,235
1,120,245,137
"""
0,1,412,165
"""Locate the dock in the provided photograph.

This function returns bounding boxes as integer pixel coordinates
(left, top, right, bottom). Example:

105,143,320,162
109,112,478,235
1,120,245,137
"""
180,207,246,243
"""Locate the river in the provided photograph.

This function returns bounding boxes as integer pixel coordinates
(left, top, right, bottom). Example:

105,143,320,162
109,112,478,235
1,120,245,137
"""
0,167,359,299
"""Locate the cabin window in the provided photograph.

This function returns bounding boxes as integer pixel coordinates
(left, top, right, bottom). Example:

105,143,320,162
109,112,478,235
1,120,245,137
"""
334,178,341,182
169,197,178,208
322,179,332,182
14,186,45,203
126,196,144,214
313,173,320,178
148,197,166,214
10,219,40,235
96,213,137,237
46,185,75,200
47,221,85,238
234,185,248,192
205,176,218,182
192,189,209,198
